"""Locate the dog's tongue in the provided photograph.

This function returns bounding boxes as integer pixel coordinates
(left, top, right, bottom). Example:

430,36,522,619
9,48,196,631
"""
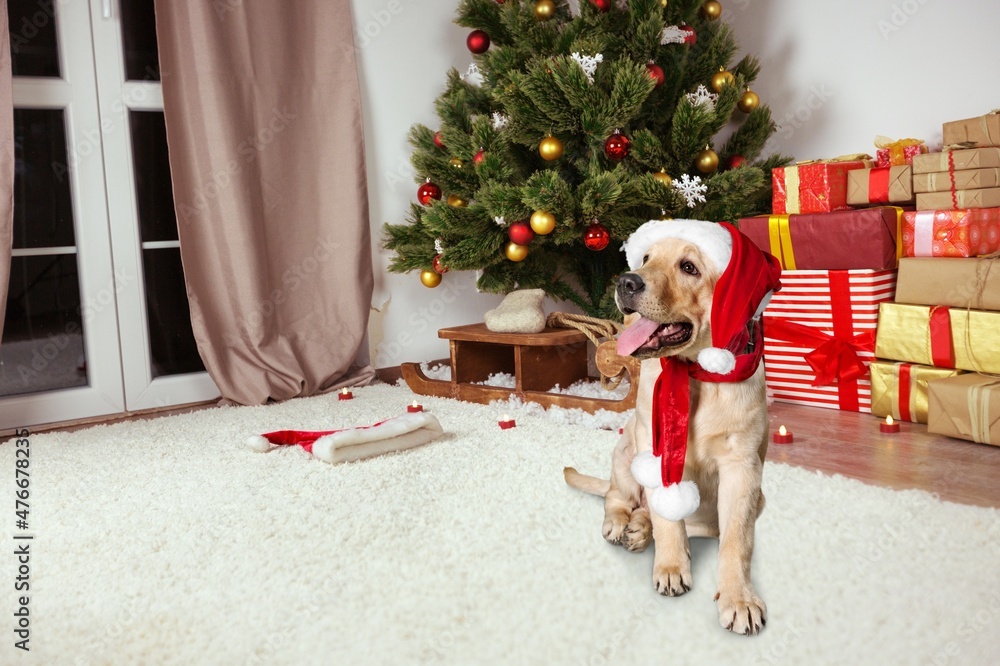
617,317,662,356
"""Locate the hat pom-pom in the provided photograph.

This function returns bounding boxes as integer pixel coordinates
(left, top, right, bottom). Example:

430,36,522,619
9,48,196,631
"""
649,481,701,521
246,435,273,452
698,347,736,374
630,451,663,489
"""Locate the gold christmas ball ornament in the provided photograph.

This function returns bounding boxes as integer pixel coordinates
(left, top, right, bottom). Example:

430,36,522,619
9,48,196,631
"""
539,135,564,161
529,210,557,235
505,241,530,262
447,194,468,207
449,157,464,168
710,68,735,93
695,147,720,174
652,170,673,187
533,0,556,20
737,88,760,113
701,0,722,20
660,0,668,7
420,269,442,288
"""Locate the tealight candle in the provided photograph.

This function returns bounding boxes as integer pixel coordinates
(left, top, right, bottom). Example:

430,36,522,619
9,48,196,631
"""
338,387,353,401
499,414,516,430
880,415,901,433
407,400,423,413
773,425,794,444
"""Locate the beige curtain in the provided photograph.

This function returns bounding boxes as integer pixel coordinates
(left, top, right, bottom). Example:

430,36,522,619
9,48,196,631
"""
0,2,13,345
153,0,374,404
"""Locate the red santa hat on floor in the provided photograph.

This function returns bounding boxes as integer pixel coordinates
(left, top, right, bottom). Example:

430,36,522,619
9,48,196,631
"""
621,219,782,521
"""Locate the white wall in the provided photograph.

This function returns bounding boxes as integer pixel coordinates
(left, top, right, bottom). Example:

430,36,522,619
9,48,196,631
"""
351,0,1000,369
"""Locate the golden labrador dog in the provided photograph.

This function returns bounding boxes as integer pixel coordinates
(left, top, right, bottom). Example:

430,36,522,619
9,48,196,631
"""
565,219,781,636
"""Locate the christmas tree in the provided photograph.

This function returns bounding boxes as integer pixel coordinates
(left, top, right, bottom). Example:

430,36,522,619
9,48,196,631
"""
382,0,789,320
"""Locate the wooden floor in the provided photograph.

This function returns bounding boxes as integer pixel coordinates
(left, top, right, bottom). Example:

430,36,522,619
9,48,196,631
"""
766,402,1000,509
8,385,999,510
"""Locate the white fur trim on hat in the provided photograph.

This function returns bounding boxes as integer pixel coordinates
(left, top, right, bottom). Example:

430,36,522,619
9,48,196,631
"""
621,219,733,272
246,435,274,452
630,451,662,489
648,481,701,521
697,347,737,374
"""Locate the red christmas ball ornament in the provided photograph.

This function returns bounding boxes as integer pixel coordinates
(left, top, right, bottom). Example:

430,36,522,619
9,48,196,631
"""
467,30,490,54
681,24,697,46
646,62,665,88
433,131,445,149
590,0,612,12
583,222,610,251
474,148,486,165
508,220,536,246
432,254,449,274
417,180,442,206
726,154,747,170
604,131,631,161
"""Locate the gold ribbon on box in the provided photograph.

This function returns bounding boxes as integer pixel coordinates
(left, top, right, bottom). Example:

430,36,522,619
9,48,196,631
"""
766,207,902,271
875,136,925,166
782,154,874,213
968,379,1000,444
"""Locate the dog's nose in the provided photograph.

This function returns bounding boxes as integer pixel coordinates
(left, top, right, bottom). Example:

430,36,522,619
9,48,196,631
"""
618,272,645,295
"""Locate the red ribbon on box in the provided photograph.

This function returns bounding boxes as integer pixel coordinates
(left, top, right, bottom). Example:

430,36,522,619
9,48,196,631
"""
929,306,955,368
765,271,872,411
948,151,959,210
897,363,913,422
869,167,891,204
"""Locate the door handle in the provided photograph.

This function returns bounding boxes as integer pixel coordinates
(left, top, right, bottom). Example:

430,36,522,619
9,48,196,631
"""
102,0,112,19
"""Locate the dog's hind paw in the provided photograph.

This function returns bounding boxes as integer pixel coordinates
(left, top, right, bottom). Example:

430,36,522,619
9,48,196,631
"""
602,516,628,545
622,508,652,552
716,589,767,636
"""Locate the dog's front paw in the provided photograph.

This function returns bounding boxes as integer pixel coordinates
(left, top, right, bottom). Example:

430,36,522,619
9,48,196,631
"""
602,511,629,545
653,561,691,596
715,588,767,636
622,508,652,552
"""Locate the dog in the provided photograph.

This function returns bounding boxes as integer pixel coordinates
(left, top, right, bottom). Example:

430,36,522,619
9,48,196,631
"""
564,219,782,636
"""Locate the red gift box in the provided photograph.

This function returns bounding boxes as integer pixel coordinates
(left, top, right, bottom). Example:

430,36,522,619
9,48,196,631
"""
763,269,898,413
876,145,927,168
902,208,1000,257
772,161,868,215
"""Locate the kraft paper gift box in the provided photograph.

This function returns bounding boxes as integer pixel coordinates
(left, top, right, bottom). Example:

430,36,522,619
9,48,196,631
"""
874,302,1000,374
763,269,897,413
942,112,1000,148
847,166,914,206
895,257,1000,311
912,147,1000,174
913,168,1000,193
869,360,965,424
739,207,902,270
772,160,869,215
874,137,927,168
927,373,1000,447
901,208,1000,257
916,187,1000,210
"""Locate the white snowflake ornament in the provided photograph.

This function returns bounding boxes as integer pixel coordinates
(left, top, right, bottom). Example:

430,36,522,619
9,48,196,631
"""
661,25,688,45
493,216,507,227
672,173,708,208
434,238,444,255
570,52,604,84
685,85,718,110
461,62,484,87
492,112,509,130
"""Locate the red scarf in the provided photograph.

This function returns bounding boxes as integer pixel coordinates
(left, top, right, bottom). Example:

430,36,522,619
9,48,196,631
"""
651,319,765,486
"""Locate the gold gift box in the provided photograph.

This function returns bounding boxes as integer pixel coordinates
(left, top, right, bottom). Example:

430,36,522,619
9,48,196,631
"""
874,302,1000,374
928,373,1000,447
869,361,965,423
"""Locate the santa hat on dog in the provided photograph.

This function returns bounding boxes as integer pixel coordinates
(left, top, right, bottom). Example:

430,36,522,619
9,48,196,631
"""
620,219,782,521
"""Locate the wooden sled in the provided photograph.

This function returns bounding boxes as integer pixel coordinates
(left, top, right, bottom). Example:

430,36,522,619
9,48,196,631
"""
400,323,639,414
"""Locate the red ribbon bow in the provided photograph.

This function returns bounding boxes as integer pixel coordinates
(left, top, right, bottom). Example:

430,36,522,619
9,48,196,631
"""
765,319,876,386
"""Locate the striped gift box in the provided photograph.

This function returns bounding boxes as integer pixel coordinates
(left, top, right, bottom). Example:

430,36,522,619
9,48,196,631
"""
762,269,898,412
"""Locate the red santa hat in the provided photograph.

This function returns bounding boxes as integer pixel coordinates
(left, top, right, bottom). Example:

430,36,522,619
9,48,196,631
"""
621,219,782,375
620,219,782,521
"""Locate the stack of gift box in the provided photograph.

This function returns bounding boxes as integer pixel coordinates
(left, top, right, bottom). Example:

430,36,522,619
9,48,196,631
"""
739,114,1000,446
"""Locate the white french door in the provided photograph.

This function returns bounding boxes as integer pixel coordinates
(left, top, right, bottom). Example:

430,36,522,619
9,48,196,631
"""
0,0,218,431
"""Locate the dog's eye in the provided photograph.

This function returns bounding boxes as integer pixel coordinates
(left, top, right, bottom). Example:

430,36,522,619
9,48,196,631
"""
681,260,700,276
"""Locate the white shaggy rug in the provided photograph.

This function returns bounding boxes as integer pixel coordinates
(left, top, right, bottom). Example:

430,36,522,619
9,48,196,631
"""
3,383,1000,665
